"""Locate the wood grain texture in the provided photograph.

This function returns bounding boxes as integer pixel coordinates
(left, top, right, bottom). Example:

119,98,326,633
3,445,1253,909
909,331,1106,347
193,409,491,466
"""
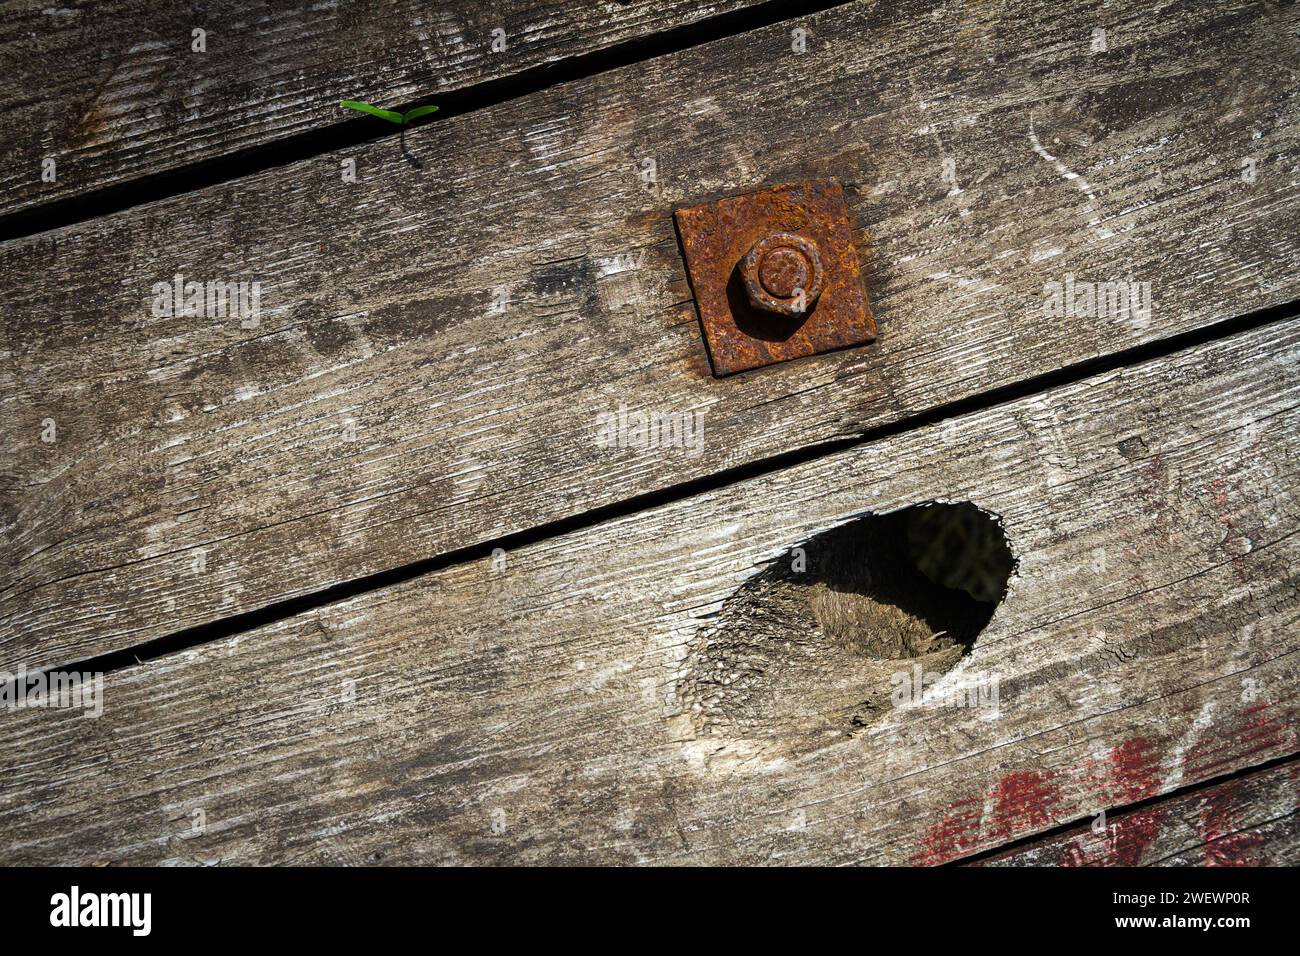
4,0,1298,669
973,757,1300,866
0,0,764,216
1,320,1296,865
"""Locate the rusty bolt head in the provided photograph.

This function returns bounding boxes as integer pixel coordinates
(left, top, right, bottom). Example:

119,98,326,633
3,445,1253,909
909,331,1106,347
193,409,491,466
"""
739,232,826,317
674,179,875,375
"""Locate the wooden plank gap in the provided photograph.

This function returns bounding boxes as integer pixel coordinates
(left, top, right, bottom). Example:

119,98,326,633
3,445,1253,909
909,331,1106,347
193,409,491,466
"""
0,0,852,243
28,299,1300,680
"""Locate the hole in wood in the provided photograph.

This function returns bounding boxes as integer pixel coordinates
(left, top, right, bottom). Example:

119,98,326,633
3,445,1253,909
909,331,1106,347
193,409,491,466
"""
676,502,1015,763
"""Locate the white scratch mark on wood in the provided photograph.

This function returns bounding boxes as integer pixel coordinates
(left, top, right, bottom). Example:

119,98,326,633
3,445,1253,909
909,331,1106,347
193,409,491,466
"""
1028,116,1115,240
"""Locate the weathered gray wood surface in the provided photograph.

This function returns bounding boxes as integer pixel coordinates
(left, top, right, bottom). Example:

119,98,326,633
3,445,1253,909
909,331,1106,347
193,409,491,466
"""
4,0,1297,671
974,757,1300,866
0,0,763,216
1,319,1295,864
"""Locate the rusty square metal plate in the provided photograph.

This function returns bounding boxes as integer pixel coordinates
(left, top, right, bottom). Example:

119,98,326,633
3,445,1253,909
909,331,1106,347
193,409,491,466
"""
674,178,875,376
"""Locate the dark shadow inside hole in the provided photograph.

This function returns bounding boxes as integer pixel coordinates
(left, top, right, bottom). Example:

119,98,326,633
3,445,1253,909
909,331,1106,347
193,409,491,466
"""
678,502,1015,752
790,502,1014,660
905,502,1017,603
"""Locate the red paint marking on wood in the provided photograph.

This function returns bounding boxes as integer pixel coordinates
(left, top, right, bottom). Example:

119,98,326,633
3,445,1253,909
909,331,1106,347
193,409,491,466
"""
1108,807,1167,865
1204,830,1267,866
1139,453,1167,510
1061,806,1167,867
1135,454,1175,553
1210,476,1231,517
1185,702,1289,777
1075,737,1163,808
988,770,1061,841
920,742,1163,865
1107,736,1163,803
1055,739,1166,867
913,797,983,866
1198,779,1265,867
1209,476,1250,581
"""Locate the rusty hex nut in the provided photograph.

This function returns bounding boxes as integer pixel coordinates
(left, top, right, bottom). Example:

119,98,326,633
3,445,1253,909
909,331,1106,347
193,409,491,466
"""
739,232,826,317
674,178,876,375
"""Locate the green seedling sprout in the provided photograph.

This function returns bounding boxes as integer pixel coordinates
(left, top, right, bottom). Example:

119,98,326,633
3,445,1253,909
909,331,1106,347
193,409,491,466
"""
339,101,439,124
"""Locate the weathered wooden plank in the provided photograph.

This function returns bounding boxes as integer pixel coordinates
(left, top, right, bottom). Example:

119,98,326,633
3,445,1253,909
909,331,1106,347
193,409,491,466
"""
973,757,1300,866
0,0,765,217
1,320,1296,864
4,0,1298,669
